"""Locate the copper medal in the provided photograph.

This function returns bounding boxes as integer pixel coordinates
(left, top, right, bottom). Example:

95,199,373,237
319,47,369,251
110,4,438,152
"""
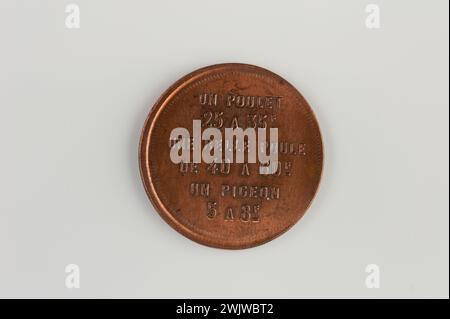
139,63,323,249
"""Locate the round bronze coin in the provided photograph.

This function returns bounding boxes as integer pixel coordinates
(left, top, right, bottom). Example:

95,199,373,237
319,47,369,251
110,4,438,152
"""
139,63,323,249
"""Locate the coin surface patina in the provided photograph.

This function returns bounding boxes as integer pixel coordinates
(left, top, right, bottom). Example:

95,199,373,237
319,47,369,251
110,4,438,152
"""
139,63,323,249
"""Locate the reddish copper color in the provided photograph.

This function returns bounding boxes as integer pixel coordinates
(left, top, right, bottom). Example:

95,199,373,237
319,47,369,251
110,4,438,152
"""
139,63,323,249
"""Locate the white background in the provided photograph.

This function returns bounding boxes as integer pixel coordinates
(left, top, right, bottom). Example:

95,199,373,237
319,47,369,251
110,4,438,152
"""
0,0,448,298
